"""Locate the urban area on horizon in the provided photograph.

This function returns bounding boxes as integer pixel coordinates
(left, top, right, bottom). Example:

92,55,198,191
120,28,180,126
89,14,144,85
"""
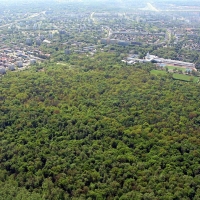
1,0,200,81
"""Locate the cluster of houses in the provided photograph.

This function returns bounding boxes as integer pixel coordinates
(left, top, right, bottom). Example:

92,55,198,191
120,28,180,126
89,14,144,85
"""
0,48,41,75
100,29,166,47
1,5,200,76
111,31,166,45
101,38,132,46
73,45,98,54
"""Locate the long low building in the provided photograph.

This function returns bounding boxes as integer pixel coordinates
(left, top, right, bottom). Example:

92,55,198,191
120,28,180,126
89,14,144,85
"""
112,31,165,36
101,38,138,46
124,52,197,70
153,58,195,68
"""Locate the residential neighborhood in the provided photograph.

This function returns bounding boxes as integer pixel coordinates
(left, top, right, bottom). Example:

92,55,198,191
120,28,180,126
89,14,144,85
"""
1,0,200,76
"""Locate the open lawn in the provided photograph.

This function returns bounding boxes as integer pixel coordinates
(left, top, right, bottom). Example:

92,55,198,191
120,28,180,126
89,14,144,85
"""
150,70,199,83
173,73,199,82
166,65,186,72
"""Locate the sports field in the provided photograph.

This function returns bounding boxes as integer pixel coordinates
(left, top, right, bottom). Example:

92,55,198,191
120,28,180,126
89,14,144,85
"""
173,74,199,82
166,65,187,72
151,70,199,83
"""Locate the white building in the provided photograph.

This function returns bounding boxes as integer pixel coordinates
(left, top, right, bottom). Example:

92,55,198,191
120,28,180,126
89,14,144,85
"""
145,52,158,61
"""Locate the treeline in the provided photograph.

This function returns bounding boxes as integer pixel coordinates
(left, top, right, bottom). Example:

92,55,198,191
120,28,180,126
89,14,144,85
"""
1,53,200,199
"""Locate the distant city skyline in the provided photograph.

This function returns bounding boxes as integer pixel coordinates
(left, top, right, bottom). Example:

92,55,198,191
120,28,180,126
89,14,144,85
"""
0,0,198,3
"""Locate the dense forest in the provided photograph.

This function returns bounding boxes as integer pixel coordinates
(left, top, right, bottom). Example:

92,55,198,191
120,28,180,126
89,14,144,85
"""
1,53,200,199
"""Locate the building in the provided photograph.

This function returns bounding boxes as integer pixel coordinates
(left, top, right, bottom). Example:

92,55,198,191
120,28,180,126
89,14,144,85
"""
118,40,130,46
65,49,71,55
101,38,109,44
153,58,195,68
59,30,66,35
30,59,36,65
16,51,23,56
43,40,51,44
40,35,45,41
110,39,118,44
157,63,166,68
36,38,42,46
26,38,32,46
145,52,158,61
48,33,53,39
8,64,15,71
16,61,23,68
0,67,6,74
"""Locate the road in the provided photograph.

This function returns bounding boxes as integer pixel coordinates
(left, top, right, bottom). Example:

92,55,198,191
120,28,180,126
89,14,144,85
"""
0,11,46,28
90,12,97,24
140,3,159,12
108,28,112,38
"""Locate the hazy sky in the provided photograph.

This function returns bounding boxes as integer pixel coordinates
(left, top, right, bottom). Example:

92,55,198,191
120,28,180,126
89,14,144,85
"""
0,0,197,6
0,0,194,2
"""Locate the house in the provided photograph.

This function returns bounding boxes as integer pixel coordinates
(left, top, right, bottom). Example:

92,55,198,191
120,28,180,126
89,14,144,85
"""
157,63,166,68
43,40,51,44
16,61,23,68
186,68,193,73
8,64,15,71
30,59,36,65
0,67,6,74
65,49,71,55
26,38,33,46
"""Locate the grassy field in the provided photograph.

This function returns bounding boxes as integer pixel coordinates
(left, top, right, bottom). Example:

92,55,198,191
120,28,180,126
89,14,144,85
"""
173,73,199,82
166,65,186,72
150,70,199,83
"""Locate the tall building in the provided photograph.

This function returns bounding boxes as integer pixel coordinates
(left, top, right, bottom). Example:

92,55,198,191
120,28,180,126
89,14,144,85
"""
48,33,53,39
26,38,32,46
36,38,42,46
136,16,140,23
65,49,71,55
